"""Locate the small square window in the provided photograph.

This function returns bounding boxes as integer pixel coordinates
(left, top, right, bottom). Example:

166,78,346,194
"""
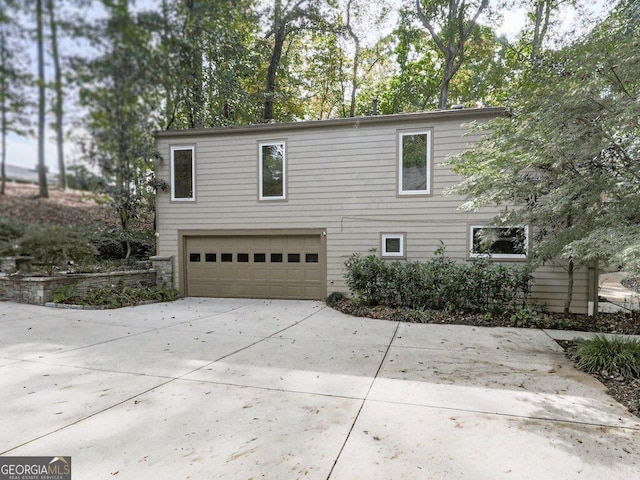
305,253,319,263
381,233,405,258
470,226,528,259
254,253,266,263
221,253,233,262
271,253,283,263
205,253,216,262
238,253,249,263
189,253,201,262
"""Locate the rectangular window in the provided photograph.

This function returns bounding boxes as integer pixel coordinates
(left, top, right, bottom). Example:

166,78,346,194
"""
399,131,431,195
470,226,529,259
205,253,216,262
259,142,286,200
189,253,201,262
221,253,233,262
254,253,266,263
381,233,405,258
237,253,249,263
171,146,195,201
287,253,300,263
271,253,283,263
305,253,319,263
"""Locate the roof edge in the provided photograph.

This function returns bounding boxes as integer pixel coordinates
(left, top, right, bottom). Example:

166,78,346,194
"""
154,107,507,139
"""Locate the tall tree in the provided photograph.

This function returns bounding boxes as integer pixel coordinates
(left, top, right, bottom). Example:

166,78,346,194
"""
152,0,261,129
448,0,640,312
339,0,389,117
178,0,204,128
77,0,157,258
414,0,489,109
46,0,66,189
263,0,328,121
36,0,48,197
0,7,31,195
0,3,32,195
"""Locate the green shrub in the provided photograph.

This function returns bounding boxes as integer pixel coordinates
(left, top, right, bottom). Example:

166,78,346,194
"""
53,285,75,303
0,217,24,256
351,304,372,317
343,251,389,306
509,306,544,327
87,227,156,260
343,245,534,313
326,291,347,307
572,335,640,378
18,226,98,275
71,280,179,308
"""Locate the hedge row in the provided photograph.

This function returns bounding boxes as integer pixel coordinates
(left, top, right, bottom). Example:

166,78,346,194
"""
344,247,533,313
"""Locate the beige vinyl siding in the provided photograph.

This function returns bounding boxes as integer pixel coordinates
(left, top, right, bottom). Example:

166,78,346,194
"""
155,109,593,313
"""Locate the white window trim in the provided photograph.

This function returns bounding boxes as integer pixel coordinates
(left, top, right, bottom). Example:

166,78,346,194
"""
381,233,406,258
170,145,195,202
398,130,432,195
469,225,529,260
258,141,287,201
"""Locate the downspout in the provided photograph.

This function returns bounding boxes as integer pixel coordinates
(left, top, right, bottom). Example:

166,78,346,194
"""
588,259,599,316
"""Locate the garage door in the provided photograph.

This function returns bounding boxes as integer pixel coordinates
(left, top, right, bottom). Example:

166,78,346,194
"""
185,235,323,300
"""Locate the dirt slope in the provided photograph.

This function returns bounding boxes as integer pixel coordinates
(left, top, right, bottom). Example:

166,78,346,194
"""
0,183,152,230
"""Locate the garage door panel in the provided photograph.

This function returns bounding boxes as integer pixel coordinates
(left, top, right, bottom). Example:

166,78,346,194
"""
185,234,323,300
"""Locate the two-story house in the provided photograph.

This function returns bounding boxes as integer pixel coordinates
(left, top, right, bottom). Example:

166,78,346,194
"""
154,107,596,314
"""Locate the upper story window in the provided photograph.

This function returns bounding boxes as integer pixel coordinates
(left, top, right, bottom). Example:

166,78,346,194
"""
171,146,195,201
399,130,431,195
470,226,529,259
259,141,286,200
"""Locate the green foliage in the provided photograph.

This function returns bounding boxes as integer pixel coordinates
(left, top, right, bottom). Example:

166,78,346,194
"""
18,225,97,275
72,280,179,308
65,164,107,192
52,284,74,303
448,2,640,273
572,335,640,379
509,306,545,328
343,246,533,313
87,227,155,261
326,291,347,307
0,217,24,255
351,304,372,318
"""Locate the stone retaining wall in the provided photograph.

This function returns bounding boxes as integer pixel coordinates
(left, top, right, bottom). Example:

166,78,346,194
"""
0,270,158,305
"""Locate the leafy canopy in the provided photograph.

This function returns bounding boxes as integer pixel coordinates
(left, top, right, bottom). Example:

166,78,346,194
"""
448,0,640,272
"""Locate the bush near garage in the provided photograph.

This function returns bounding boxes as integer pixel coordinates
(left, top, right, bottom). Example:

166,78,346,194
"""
343,245,533,314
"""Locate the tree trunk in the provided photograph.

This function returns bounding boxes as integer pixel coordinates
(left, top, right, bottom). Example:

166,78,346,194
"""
531,0,552,64
46,0,66,190
0,30,6,196
182,0,204,128
264,28,285,122
438,73,451,109
564,258,574,314
349,45,359,117
36,0,48,198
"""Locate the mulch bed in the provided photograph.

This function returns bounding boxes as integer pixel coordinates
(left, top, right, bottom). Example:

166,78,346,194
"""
331,299,640,417
558,340,640,418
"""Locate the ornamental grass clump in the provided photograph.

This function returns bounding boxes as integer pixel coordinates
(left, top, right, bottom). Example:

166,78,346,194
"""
572,335,640,378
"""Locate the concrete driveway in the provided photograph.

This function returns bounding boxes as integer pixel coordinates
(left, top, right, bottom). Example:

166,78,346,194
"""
1,298,639,479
